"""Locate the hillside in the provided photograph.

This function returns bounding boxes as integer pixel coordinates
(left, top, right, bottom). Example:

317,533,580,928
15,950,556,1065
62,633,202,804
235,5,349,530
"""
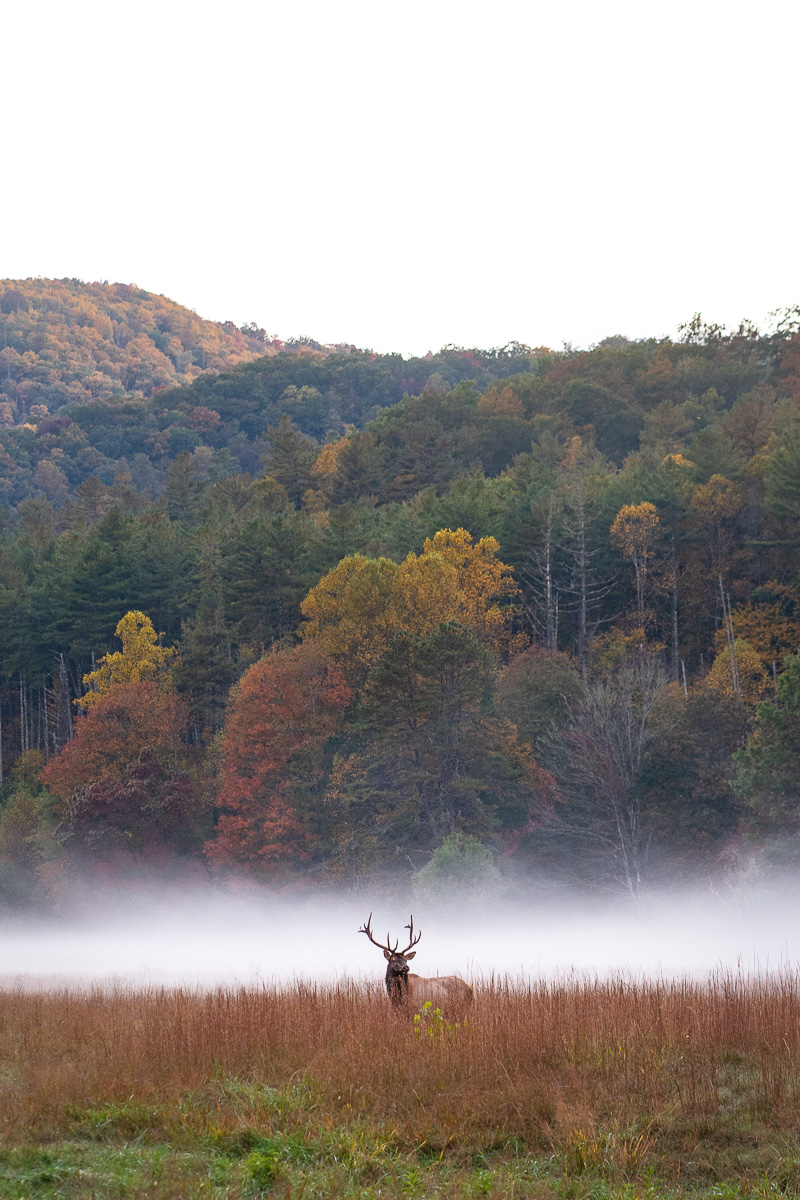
0,278,274,414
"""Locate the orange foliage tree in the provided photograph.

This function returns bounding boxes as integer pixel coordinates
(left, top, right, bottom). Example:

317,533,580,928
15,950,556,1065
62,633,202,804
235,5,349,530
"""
209,643,351,873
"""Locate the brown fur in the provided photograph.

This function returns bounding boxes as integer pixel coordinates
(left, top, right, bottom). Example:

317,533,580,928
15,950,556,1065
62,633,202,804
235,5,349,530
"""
398,969,474,1010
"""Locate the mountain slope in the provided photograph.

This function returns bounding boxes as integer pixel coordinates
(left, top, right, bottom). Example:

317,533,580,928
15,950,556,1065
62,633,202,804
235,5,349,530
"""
0,278,274,415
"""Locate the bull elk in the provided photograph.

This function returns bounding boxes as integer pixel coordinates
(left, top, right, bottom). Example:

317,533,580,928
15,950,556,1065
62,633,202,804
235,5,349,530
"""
358,914,473,1010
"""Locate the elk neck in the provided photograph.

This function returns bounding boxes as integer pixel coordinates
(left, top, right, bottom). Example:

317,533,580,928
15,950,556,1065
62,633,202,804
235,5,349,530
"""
385,963,410,1006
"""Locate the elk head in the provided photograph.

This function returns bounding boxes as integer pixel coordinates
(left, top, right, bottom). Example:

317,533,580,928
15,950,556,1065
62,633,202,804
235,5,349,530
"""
358,913,422,1004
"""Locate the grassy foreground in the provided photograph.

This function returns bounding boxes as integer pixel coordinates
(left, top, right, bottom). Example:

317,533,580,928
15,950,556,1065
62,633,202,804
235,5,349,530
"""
0,975,799,1198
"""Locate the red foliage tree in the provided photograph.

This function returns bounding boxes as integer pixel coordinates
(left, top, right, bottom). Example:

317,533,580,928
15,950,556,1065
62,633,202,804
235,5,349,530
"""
208,643,351,873
40,682,202,863
41,682,191,801
66,752,202,856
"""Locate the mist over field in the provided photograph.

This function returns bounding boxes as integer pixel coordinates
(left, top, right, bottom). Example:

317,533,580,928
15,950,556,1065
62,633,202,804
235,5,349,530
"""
2,881,799,989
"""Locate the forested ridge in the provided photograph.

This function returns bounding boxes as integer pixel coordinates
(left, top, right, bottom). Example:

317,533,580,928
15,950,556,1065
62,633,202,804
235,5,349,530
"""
2,280,800,907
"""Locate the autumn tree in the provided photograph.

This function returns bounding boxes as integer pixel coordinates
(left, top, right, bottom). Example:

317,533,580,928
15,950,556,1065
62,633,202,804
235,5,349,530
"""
209,642,350,873
610,502,660,624
81,610,175,709
300,554,400,685
689,474,741,577
705,637,769,706
419,528,518,650
41,682,191,799
300,528,517,686
64,753,203,857
730,583,800,672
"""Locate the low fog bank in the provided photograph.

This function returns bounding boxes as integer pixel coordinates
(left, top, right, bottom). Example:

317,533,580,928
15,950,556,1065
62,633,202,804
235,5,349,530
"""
2,880,800,989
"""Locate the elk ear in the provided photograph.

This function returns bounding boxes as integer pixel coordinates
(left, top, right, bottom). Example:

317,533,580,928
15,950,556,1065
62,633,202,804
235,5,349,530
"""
405,950,416,960
383,949,392,960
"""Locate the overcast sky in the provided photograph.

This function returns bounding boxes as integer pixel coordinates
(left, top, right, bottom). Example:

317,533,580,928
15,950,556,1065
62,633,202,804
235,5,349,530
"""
4,0,797,356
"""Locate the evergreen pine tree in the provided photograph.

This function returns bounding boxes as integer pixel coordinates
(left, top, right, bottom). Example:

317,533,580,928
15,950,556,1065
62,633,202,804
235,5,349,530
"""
263,416,317,506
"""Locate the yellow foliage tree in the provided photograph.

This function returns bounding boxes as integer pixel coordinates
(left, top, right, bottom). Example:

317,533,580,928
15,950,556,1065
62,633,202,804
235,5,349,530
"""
81,611,176,709
250,475,291,513
705,637,769,705
662,453,694,468
689,474,741,574
310,438,347,498
730,583,800,670
300,556,400,683
610,502,660,621
419,528,518,650
476,383,525,418
300,529,518,685
392,552,462,635
690,474,740,524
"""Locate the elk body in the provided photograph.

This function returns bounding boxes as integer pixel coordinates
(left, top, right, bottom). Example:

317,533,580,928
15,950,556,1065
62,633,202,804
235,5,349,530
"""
358,914,473,1011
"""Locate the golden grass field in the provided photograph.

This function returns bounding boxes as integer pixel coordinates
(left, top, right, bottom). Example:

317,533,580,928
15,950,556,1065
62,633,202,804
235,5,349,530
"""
1,973,799,1197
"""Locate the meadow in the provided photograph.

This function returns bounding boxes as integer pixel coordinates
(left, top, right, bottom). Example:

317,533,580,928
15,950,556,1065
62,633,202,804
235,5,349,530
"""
0,974,799,1198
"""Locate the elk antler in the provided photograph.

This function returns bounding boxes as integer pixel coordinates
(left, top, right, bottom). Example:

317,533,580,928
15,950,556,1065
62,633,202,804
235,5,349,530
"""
358,913,398,954
401,915,422,954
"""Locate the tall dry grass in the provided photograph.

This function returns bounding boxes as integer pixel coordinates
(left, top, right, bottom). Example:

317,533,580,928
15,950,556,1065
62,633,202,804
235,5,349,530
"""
2,971,800,1159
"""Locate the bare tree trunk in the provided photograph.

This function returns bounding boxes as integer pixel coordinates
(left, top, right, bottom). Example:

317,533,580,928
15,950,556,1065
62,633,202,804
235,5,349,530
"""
56,655,72,750
670,535,680,682
578,521,588,676
571,478,589,677
558,476,612,678
42,681,49,763
719,575,740,699
633,554,645,625
544,496,558,651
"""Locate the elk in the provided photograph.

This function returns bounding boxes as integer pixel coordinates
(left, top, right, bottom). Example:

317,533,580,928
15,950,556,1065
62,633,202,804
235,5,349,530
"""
358,914,473,1010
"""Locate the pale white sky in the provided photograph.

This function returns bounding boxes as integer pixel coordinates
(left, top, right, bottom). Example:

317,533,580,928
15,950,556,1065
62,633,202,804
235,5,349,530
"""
4,0,798,355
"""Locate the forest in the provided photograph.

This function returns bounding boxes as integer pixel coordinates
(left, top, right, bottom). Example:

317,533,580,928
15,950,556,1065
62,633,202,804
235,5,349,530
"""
1,278,800,908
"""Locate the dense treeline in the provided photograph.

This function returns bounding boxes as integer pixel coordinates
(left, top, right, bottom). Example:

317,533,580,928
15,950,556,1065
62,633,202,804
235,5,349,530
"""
1,289,800,907
0,278,537,507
